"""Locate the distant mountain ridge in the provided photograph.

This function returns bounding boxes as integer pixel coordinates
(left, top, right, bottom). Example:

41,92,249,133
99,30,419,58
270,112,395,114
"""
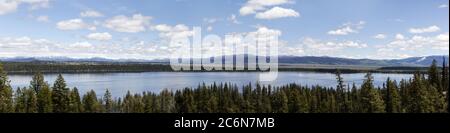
1,55,448,67
278,55,449,66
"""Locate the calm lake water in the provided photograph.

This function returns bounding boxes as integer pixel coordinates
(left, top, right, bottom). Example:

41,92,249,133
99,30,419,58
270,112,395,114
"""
8,72,413,97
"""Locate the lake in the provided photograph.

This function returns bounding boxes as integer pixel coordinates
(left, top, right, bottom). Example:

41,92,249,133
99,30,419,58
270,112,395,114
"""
8,72,413,97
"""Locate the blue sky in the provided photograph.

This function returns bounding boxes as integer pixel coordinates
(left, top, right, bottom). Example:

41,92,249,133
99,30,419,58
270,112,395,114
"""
0,0,448,59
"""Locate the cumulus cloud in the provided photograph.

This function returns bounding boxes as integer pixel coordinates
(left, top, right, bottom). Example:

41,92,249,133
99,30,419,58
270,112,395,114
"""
70,41,93,49
279,37,368,57
80,10,103,18
373,34,387,39
375,33,449,59
250,26,282,36
0,0,49,15
0,36,176,59
328,21,365,35
255,6,299,20
239,0,298,20
0,0,18,15
151,24,193,39
86,32,112,41
395,34,405,40
302,38,367,52
239,0,293,16
409,25,440,34
56,18,96,31
104,14,152,33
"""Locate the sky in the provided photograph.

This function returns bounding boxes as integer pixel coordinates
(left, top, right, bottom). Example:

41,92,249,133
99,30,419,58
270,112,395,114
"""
0,0,448,60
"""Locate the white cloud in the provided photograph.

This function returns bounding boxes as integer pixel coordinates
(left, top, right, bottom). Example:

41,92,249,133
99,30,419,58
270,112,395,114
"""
227,14,241,24
283,38,368,57
86,32,112,41
328,21,365,35
0,0,19,15
0,36,176,59
239,0,298,20
207,26,213,31
151,24,193,39
377,33,449,55
302,38,367,51
36,15,49,22
70,41,93,49
56,18,96,31
409,25,440,34
255,6,299,20
251,26,282,36
0,0,49,15
22,0,50,10
328,27,356,35
373,34,387,39
203,18,219,24
80,10,103,18
395,34,405,40
0,36,33,46
239,0,293,16
439,4,448,8
104,14,152,33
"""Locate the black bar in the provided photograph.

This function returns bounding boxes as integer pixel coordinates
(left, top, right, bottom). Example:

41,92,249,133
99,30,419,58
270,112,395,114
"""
1,113,448,132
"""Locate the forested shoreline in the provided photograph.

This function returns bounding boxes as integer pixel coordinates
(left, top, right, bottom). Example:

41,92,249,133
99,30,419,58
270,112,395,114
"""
2,62,434,74
0,60,448,113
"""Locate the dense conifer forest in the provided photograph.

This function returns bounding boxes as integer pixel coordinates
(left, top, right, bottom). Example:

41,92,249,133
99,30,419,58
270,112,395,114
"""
2,62,432,74
0,60,448,113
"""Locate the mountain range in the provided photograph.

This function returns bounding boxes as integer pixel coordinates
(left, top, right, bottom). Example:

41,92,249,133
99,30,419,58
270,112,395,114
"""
1,55,448,67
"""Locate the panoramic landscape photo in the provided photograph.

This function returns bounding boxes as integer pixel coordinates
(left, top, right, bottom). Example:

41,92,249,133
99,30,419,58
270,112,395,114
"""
0,0,449,113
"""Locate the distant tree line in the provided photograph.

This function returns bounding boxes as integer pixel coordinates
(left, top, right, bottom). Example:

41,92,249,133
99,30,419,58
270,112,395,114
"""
2,62,432,74
2,62,173,74
0,59,448,113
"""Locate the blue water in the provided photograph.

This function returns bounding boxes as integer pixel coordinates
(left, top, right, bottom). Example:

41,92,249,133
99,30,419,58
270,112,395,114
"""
8,72,413,97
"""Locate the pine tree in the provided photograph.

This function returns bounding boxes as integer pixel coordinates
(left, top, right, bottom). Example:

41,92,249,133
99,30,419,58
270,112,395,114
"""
428,60,441,91
408,73,434,113
176,88,196,113
122,91,133,113
30,72,51,113
132,94,144,113
335,70,349,112
82,90,100,113
241,84,255,113
350,83,360,113
143,92,154,113
441,57,449,112
15,87,26,113
69,88,83,113
0,63,14,113
428,85,446,113
30,72,46,93
442,57,449,91
37,83,52,113
160,89,175,113
103,89,113,113
272,89,288,113
261,86,272,113
25,88,38,113
152,93,161,113
51,74,70,113
385,78,401,113
360,73,385,113
288,87,309,113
